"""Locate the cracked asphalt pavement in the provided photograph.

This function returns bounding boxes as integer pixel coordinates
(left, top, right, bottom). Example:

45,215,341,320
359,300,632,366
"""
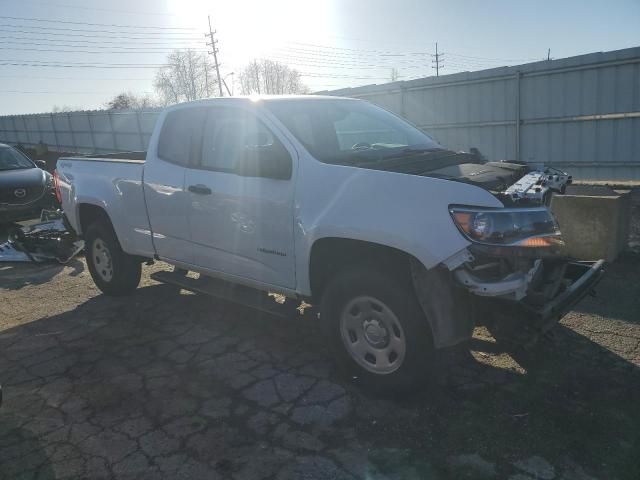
1,254,639,479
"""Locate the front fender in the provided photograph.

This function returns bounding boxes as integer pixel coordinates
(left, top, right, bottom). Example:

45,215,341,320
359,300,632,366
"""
294,159,503,295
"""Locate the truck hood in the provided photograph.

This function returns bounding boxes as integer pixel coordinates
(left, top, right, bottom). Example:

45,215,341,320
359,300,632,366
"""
349,149,529,193
422,160,529,191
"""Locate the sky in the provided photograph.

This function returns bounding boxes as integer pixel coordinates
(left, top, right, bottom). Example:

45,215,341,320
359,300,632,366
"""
0,0,638,115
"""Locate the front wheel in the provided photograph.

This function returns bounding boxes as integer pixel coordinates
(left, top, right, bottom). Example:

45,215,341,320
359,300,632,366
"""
85,220,141,296
321,267,434,393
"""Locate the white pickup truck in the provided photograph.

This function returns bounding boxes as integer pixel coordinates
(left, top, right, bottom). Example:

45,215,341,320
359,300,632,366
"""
56,96,604,391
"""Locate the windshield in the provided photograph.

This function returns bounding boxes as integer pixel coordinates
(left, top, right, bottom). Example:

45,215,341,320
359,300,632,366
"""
265,99,441,164
0,147,34,171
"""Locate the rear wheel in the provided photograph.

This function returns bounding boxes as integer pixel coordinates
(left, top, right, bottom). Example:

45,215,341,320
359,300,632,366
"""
85,220,141,296
321,267,434,393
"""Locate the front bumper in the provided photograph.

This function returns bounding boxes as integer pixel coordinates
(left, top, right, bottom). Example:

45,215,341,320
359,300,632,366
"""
521,260,605,326
472,259,606,346
0,193,57,224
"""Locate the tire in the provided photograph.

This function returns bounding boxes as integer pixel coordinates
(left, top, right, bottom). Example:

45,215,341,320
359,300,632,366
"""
85,220,141,296
320,267,434,394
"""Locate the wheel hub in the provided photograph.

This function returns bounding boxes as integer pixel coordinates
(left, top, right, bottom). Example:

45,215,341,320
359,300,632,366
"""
92,238,113,282
362,319,389,348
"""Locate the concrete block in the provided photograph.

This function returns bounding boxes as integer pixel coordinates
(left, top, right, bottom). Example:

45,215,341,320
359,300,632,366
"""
550,187,631,262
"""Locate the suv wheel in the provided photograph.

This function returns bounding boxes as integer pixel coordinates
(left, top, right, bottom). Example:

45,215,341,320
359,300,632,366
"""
321,267,434,393
85,220,141,296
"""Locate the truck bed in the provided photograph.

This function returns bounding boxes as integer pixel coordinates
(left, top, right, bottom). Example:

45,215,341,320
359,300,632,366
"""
56,153,155,258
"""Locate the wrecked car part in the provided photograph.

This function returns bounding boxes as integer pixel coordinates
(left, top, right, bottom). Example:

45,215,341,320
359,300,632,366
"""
477,260,605,348
0,242,34,262
454,259,541,301
441,248,474,271
502,167,572,205
0,214,83,264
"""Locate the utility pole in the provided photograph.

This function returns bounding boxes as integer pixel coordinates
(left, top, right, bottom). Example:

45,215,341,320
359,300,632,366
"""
431,42,444,77
547,48,551,61
205,15,223,97
204,61,210,96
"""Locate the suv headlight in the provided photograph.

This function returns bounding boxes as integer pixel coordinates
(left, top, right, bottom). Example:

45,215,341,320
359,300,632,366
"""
449,206,564,248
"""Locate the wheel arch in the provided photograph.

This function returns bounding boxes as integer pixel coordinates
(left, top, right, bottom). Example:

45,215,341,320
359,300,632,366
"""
308,237,418,303
77,203,114,237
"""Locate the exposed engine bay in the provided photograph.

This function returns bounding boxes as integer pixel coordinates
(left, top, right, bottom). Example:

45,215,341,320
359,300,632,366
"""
346,147,572,206
423,158,572,206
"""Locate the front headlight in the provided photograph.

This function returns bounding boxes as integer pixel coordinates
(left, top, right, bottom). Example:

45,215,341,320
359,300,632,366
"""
449,206,564,248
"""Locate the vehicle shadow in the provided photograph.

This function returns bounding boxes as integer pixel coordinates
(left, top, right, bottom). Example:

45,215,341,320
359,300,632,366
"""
0,258,84,290
0,282,638,479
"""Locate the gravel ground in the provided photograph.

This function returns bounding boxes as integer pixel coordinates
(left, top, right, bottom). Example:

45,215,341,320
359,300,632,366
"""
1,253,639,479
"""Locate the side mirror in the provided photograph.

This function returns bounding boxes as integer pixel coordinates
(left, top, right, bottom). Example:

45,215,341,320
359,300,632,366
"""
36,160,47,170
235,144,292,180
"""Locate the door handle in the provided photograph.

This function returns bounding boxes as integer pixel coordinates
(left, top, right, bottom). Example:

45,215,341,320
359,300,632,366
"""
188,184,212,195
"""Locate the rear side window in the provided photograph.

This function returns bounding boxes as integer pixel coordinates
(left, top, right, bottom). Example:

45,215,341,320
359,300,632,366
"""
157,108,206,165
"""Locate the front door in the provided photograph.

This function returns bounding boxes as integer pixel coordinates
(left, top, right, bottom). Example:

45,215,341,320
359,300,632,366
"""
184,105,296,289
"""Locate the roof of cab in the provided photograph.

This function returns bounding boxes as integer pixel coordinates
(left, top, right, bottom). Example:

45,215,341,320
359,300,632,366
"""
166,94,359,111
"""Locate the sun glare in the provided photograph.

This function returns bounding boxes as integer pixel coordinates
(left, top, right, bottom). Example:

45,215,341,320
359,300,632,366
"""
165,0,334,72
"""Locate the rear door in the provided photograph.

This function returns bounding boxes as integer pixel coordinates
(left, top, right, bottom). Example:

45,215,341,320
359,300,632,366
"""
143,107,205,264
184,105,297,289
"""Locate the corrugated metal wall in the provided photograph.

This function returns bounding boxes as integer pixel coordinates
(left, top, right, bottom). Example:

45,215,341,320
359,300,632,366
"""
0,109,161,154
321,47,640,181
0,47,638,180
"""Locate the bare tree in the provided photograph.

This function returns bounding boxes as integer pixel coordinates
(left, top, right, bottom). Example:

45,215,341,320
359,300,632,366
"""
105,92,158,110
238,59,308,95
51,105,79,113
154,49,217,106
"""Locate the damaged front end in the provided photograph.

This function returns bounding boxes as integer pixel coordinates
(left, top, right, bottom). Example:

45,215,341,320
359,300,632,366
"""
412,204,604,349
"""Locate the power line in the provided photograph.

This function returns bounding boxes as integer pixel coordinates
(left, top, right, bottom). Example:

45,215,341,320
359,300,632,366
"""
446,52,539,62
0,36,204,47
282,41,538,66
0,23,202,37
269,47,430,68
0,61,166,69
4,46,208,55
260,52,431,70
299,72,391,80
0,74,154,81
2,0,181,18
0,90,137,94
0,15,197,30
0,27,200,40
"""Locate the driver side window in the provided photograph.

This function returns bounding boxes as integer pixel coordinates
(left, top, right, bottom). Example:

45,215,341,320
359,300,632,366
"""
200,107,278,173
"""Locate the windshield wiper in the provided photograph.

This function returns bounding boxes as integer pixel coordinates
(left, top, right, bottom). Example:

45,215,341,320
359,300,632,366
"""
377,146,444,161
